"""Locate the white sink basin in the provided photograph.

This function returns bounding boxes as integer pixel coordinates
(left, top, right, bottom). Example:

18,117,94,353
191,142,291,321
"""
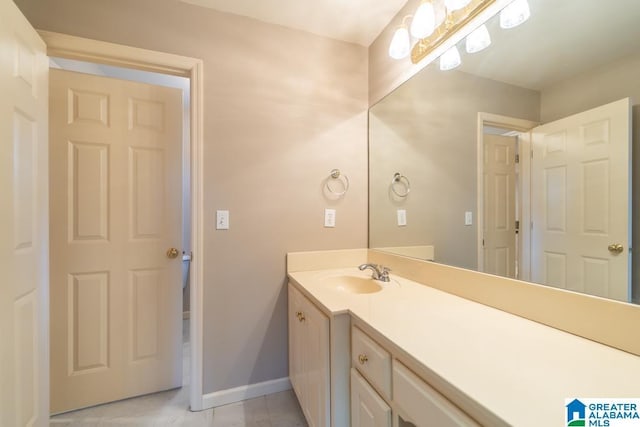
324,275,383,294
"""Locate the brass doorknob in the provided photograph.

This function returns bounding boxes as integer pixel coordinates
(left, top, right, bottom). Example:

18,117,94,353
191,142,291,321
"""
608,244,624,254
166,248,180,259
358,354,368,365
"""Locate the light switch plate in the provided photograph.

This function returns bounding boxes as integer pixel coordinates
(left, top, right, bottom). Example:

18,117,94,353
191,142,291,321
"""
397,209,407,226
324,209,336,227
465,211,473,226
216,210,229,230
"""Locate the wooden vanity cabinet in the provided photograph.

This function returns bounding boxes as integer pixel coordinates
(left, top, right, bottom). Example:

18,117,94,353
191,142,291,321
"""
351,325,479,427
289,283,330,427
288,280,480,427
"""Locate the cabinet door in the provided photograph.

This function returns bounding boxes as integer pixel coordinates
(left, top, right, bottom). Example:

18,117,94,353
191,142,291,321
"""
288,283,330,427
303,294,330,427
288,284,306,405
351,369,392,427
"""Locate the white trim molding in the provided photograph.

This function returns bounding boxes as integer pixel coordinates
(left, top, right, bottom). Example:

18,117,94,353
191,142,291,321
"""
38,30,206,412
202,378,292,409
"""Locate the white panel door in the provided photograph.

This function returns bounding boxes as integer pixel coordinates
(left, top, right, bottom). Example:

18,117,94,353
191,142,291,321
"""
531,98,631,301
49,69,183,413
483,134,517,278
0,1,49,425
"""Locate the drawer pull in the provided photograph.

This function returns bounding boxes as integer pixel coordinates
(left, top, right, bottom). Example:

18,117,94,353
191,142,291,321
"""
296,311,306,322
358,354,369,365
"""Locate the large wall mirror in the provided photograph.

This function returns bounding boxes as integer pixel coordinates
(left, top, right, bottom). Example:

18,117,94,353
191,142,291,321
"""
369,0,640,303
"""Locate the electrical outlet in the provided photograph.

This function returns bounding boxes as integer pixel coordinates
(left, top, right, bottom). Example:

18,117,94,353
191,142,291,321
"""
324,209,336,227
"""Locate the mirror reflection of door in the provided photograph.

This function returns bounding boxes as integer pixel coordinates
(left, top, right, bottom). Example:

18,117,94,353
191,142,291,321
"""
482,133,518,279
530,98,631,302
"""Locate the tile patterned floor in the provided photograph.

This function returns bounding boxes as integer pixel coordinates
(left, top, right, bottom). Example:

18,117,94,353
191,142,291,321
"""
50,320,308,426
50,389,308,426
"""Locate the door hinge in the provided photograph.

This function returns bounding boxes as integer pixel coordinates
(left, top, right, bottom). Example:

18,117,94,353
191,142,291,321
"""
515,154,520,164
515,220,520,234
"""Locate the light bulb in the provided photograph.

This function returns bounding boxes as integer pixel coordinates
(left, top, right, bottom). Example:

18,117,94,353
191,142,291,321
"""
500,0,530,29
444,0,472,11
388,26,411,60
465,24,491,53
440,46,461,71
410,1,436,39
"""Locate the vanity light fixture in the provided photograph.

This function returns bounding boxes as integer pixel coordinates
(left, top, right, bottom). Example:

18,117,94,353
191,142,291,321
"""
410,1,436,39
388,0,533,67
440,45,462,70
444,0,473,11
387,0,497,63
499,0,530,29
465,24,491,53
388,16,412,59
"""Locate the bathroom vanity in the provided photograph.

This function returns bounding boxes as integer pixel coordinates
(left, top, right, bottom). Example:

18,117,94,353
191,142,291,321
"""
287,249,640,427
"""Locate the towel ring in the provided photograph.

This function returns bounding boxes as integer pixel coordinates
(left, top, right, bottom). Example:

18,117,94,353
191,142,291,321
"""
391,173,410,197
326,169,349,197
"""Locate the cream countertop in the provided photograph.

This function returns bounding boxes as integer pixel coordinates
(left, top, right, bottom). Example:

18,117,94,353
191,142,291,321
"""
288,267,640,427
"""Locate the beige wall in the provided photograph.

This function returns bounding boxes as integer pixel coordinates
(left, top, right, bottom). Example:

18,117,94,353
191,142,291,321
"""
370,65,540,269
15,0,369,394
540,52,640,123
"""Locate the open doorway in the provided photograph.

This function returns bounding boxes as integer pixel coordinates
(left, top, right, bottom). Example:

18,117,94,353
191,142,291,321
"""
482,128,520,279
48,58,192,414
476,112,537,282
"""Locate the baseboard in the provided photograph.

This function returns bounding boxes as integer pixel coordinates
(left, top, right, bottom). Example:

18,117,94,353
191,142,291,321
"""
200,377,292,409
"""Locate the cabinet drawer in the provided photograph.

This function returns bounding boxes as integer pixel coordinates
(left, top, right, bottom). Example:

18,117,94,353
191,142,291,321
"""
351,369,391,427
352,327,391,399
393,361,479,427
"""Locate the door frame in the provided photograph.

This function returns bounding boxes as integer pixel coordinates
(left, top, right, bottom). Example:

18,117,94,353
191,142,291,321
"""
39,31,206,411
476,112,537,281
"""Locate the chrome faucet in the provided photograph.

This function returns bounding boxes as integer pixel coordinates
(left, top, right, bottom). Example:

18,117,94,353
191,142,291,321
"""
358,263,391,282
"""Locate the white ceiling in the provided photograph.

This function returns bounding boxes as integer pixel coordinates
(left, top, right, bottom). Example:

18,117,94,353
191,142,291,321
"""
178,0,408,46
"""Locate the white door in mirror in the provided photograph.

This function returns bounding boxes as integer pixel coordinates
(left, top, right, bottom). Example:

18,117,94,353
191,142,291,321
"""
531,98,630,302
483,135,517,279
